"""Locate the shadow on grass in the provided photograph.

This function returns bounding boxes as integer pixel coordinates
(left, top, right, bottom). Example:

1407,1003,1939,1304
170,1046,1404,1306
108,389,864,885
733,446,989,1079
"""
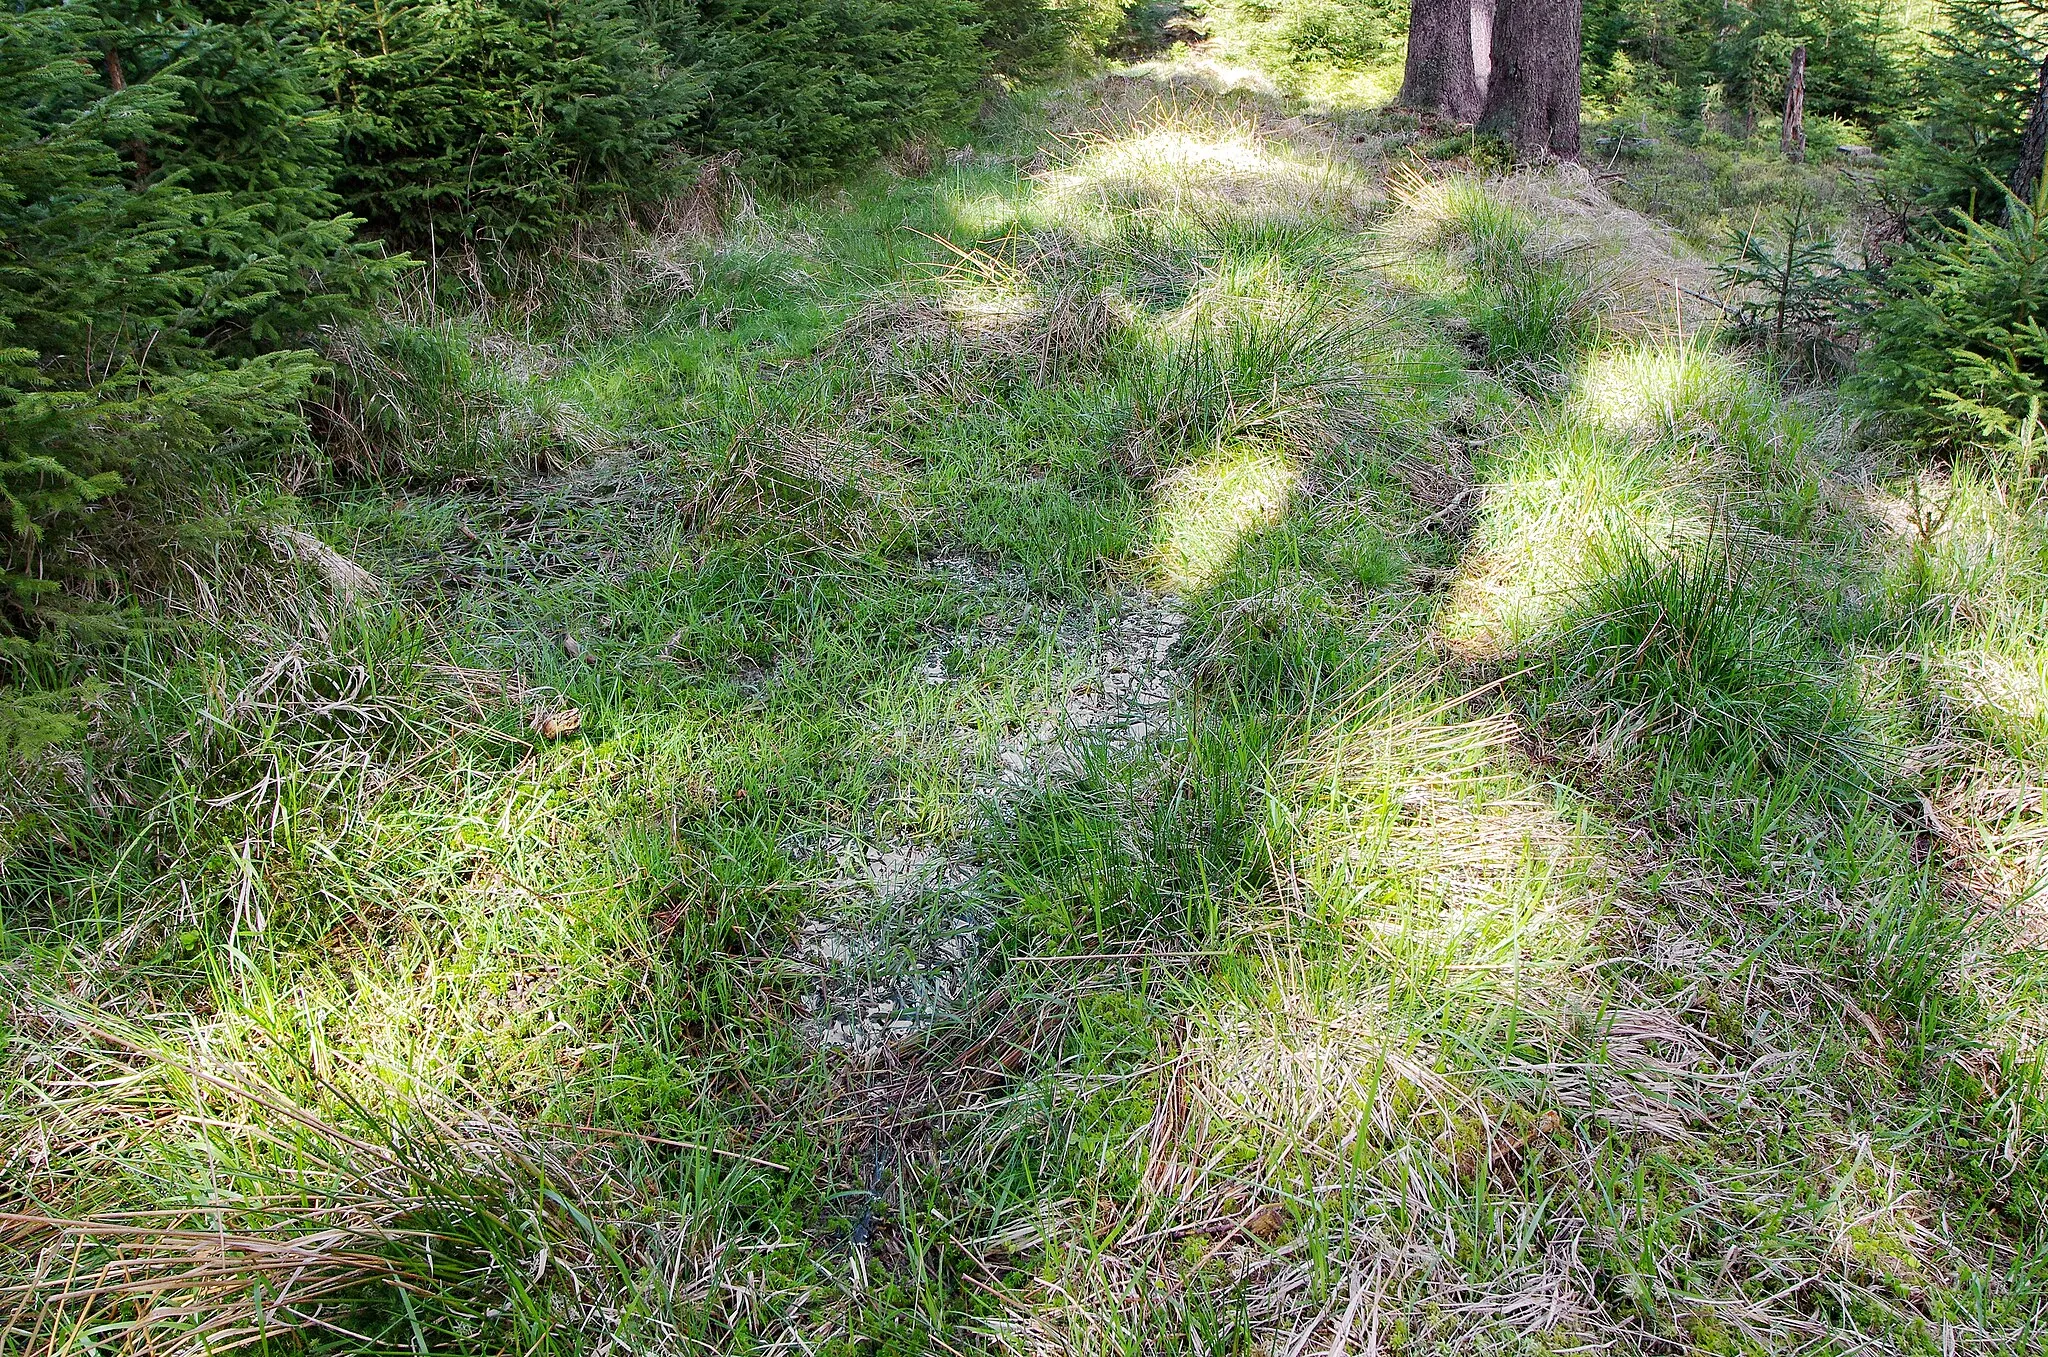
8,70,2048,1354
955,328,2048,1351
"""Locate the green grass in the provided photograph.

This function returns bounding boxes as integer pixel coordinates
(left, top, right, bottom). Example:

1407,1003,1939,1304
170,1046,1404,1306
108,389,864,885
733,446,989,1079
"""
6,65,2048,1357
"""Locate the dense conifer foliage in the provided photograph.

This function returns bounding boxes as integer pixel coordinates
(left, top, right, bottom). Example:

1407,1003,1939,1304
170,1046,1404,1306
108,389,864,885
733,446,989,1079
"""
0,0,1095,648
1858,192,2048,459
1582,0,1905,123
0,1,389,642
290,0,698,246
1904,0,2048,210
670,0,990,180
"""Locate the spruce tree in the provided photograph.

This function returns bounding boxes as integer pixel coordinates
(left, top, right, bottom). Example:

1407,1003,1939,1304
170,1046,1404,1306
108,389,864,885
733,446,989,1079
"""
1398,0,1492,122
1482,0,1583,158
1909,0,2048,215
286,0,700,247
674,0,987,181
0,0,389,637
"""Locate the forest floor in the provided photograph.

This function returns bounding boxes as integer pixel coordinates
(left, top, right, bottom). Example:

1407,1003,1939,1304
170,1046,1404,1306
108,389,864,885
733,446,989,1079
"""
7,51,2048,1357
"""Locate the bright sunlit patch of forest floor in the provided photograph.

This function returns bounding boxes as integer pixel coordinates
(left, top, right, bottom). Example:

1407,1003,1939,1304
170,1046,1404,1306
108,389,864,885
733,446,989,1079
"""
7,60,2048,1357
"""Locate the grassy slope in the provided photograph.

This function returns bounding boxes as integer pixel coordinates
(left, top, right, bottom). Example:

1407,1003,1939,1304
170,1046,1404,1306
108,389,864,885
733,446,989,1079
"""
6,57,2048,1357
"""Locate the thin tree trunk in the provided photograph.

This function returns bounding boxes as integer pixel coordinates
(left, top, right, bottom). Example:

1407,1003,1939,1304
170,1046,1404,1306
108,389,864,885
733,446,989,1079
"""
2009,52,2048,209
1781,45,1806,163
102,44,152,182
1398,0,1487,123
1478,0,1581,160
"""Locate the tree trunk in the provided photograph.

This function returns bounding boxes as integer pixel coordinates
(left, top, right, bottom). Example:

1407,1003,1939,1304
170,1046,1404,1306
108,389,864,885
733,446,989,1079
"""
102,44,152,182
1478,0,1581,160
2010,52,2048,209
1471,0,1496,104
1781,45,1806,163
1397,0,1492,123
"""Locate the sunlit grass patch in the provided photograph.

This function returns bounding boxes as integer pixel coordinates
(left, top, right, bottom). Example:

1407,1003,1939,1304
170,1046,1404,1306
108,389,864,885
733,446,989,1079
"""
1846,465,2048,941
1041,102,1380,228
1389,172,1543,280
1124,291,1394,464
1530,533,1876,796
1933,633,2048,761
1440,415,1706,657
1384,170,1627,384
1573,337,1753,437
1178,983,1454,1162
1,992,730,1354
972,973,1609,1355
4,607,537,936
1573,339,1826,529
1278,683,1611,1001
1903,610,2048,944
1443,366,1881,804
1149,442,1297,590
1856,464,2048,624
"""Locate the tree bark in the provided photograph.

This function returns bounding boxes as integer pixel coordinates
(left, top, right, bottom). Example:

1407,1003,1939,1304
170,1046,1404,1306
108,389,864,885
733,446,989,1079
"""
102,44,152,182
1781,45,1807,163
1478,0,1581,160
1397,0,1494,123
1471,0,1496,103
2010,52,2048,209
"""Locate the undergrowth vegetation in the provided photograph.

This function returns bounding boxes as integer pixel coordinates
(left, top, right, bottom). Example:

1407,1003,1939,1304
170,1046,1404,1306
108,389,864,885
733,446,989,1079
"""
6,29,2048,1357
0,0,1109,683
0,0,394,653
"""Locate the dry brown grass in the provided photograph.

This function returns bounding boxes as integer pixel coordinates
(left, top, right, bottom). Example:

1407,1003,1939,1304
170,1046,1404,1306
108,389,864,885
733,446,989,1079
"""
830,269,1127,407
683,414,924,552
0,995,656,1356
1488,165,1718,334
